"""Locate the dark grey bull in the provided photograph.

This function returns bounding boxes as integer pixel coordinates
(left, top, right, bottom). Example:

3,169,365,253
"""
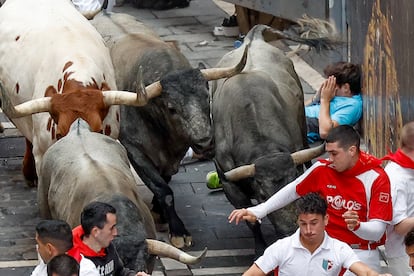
90,12,247,248
39,119,206,273
211,24,334,255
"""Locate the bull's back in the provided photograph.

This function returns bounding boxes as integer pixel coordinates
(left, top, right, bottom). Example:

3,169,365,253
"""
213,71,302,169
39,127,145,226
0,0,113,94
212,42,306,152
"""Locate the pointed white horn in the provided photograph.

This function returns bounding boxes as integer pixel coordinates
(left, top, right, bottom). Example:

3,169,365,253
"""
290,142,326,165
224,164,256,181
146,239,207,265
201,43,248,80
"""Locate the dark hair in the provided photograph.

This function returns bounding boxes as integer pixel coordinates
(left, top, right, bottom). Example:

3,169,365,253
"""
47,254,79,276
324,61,361,95
404,229,414,247
325,125,360,150
81,201,116,236
296,192,327,217
36,220,73,253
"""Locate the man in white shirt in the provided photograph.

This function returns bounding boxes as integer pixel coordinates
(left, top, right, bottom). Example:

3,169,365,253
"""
243,193,390,276
382,121,414,275
31,220,99,276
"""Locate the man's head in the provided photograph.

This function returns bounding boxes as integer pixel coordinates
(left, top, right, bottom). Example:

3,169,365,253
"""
404,229,414,271
81,201,118,249
325,125,360,172
401,121,414,152
47,254,79,276
324,61,361,96
296,193,328,247
35,220,73,263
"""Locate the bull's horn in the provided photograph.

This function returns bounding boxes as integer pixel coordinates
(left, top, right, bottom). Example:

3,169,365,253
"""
146,239,207,265
103,68,162,107
224,164,255,181
0,81,51,118
291,142,326,165
201,44,248,80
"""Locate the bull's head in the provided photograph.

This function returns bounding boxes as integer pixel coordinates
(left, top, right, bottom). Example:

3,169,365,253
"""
105,195,206,273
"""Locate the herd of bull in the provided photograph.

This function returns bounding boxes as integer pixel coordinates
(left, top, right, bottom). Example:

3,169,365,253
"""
0,0,338,273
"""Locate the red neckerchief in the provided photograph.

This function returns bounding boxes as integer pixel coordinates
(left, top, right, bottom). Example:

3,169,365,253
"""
68,225,106,257
67,246,82,263
382,149,414,169
318,151,382,176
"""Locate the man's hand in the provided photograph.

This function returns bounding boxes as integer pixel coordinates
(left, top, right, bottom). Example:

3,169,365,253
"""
228,208,257,224
342,209,360,231
320,75,337,103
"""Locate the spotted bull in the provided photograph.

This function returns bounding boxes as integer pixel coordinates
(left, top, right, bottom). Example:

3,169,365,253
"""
0,0,162,186
211,24,334,255
39,119,206,273
90,12,247,248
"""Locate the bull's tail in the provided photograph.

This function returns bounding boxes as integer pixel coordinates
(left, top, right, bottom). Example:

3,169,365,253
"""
246,16,343,52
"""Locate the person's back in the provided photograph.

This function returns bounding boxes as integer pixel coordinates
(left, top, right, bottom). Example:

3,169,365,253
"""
383,121,414,275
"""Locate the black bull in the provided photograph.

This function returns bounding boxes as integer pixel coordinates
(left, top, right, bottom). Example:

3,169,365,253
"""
211,24,333,255
90,12,247,248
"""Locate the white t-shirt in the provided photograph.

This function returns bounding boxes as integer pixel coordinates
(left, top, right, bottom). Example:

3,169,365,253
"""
384,161,414,258
255,229,360,275
31,254,99,276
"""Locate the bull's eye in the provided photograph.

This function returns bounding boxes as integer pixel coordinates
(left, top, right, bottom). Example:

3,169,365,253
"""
167,103,177,115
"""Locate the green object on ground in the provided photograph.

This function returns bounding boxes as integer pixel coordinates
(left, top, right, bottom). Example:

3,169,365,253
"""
206,171,222,189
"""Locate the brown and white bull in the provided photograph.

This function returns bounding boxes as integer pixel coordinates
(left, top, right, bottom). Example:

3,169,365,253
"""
211,24,335,256
89,12,247,248
0,0,161,186
39,118,206,273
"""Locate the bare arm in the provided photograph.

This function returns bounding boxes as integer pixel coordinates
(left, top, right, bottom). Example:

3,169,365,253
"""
395,217,414,236
318,76,338,139
349,261,391,276
242,264,267,276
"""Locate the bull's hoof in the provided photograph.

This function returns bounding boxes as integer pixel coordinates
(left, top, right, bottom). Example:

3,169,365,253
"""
25,179,38,187
170,235,193,248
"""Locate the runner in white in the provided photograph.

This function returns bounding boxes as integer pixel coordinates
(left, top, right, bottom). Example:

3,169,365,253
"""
243,193,390,276
382,121,414,275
